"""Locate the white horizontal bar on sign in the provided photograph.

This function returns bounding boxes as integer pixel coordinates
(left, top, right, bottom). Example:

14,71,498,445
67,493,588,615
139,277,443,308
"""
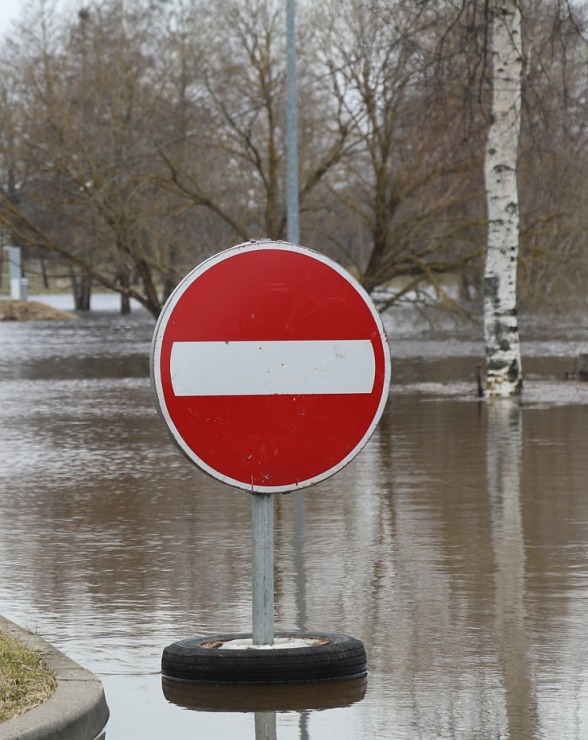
170,340,376,396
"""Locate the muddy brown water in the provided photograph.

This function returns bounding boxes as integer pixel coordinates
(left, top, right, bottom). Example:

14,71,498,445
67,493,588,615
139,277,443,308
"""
1,295,588,738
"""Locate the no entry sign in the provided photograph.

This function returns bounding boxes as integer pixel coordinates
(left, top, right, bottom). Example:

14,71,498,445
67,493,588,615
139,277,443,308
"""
151,241,390,493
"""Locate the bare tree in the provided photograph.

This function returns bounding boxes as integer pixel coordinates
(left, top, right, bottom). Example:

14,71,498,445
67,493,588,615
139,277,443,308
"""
154,0,353,247
0,0,586,328
308,0,489,311
0,0,186,317
516,0,588,312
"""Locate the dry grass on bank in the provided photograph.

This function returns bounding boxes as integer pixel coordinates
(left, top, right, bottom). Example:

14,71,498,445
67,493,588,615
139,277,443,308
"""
0,630,57,723
0,300,77,321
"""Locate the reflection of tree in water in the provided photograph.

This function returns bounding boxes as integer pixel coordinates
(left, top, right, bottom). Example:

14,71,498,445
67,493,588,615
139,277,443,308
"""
487,402,538,738
368,397,482,733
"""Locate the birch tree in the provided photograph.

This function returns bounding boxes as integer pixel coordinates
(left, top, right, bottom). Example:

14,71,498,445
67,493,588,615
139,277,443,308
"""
484,0,523,396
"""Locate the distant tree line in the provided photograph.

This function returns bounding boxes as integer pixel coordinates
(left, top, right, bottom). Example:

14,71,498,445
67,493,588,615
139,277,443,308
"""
0,0,586,319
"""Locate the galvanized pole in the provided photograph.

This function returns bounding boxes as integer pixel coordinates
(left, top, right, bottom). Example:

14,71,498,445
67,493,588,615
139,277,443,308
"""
252,492,275,645
286,0,307,639
286,0,299,244
250,0,297,650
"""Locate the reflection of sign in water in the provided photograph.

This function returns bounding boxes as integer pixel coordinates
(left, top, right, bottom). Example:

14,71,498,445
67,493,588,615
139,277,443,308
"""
151,240,391,493
162,674,367,711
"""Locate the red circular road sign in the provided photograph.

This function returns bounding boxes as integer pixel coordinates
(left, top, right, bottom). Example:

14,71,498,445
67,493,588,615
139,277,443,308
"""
151,241,391,493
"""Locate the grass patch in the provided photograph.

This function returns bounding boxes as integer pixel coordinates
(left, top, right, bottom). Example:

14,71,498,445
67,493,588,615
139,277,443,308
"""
0,300,78,322
0,630,57,723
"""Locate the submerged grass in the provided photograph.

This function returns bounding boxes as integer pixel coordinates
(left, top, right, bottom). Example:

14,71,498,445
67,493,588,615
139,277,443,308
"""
0,630,57,723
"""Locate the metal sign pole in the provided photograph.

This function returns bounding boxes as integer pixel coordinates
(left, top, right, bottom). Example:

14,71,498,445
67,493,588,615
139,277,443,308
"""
252,492,275,645
286,0,299,245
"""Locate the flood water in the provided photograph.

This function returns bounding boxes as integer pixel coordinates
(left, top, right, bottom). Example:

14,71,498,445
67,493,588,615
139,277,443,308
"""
1,294,588,739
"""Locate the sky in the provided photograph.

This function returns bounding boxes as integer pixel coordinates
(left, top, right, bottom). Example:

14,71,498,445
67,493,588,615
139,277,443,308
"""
0,0,25,37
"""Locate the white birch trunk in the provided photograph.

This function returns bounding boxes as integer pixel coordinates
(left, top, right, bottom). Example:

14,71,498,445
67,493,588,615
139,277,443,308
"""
484,0,523,397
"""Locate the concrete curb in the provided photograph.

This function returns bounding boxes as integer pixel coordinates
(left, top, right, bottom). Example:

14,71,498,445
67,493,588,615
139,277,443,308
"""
0,616,109,740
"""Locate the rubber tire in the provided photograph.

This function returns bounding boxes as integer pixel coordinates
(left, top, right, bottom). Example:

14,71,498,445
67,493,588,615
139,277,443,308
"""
161,631,368,684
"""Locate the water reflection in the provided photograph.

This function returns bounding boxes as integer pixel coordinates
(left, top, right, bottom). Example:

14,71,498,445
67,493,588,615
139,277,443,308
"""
162,678,367,740
1,300,588,737
487,402,538,738
161,676,367,712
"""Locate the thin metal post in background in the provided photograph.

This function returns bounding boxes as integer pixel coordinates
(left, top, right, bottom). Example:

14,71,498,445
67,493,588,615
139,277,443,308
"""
252,492,275,645
286,0,299,244
8,246,26,301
